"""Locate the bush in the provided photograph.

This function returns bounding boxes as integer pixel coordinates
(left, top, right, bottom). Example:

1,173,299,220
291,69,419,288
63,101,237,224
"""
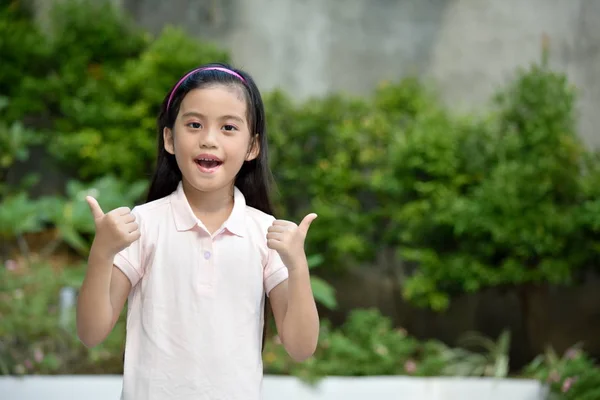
393,55,599,310
1,0,229,183
524,346,600,399
0,3,49,123
49,24,229,182
266,78,442,269
268,54,600,312
265,308,518,383
0,262,125,375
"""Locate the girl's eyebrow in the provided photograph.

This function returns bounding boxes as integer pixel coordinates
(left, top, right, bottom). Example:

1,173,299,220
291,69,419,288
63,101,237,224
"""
181,111,245,123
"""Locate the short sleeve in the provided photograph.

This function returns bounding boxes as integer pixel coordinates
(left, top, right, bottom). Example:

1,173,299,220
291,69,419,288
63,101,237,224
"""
113,207,145,287
263,247,288,296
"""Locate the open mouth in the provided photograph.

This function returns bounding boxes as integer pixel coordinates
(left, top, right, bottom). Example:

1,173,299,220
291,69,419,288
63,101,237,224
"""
194,156,223,173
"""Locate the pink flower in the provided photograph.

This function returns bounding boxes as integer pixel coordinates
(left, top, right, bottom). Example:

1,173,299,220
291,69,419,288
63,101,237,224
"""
404,359,417,374
34,348,44,363
565,348,580,360
562,377,577,393
24,359,33,370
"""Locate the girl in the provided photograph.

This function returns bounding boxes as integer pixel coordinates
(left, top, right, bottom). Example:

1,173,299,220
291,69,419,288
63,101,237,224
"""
76,63,320,400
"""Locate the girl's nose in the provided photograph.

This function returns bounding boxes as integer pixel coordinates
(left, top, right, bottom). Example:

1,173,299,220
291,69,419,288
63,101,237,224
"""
199,127,218,148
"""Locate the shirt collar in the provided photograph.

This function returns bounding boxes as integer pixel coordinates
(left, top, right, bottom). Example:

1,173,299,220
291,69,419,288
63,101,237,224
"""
170,181,247,236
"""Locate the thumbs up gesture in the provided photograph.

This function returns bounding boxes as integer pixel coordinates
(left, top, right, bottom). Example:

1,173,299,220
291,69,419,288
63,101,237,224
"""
267,213,317,269
86,196,141,259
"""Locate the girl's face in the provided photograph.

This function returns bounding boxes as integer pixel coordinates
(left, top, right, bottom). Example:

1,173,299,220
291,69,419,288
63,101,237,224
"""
163,85,259,196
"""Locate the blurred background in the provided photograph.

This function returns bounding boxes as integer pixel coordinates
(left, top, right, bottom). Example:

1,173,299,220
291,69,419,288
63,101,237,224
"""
2,0,600,398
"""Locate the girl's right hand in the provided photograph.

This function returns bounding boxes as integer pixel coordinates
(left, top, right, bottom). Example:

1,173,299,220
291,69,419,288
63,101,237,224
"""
85,196,141,259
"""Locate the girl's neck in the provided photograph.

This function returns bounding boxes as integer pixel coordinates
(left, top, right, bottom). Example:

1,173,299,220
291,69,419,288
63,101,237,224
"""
181,179,235,233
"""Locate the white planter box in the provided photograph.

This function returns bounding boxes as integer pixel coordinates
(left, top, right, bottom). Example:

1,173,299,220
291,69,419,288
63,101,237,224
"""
0,375,548,400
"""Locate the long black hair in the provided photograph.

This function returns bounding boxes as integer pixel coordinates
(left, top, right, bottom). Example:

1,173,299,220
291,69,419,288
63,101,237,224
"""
146,62,275,351
146,62,275,217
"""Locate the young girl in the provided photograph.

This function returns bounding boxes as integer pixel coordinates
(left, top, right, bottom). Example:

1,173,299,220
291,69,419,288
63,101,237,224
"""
76,63,320,399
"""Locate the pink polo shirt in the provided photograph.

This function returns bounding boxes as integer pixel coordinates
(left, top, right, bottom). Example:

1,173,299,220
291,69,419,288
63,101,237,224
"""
113,182,288,400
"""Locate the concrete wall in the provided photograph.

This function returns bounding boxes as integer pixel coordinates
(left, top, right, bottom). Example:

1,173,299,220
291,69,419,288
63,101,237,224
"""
119,0,600,147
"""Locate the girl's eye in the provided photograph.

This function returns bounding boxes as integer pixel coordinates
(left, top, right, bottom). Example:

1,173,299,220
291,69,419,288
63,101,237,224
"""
222,125,238,132
188,122,202,129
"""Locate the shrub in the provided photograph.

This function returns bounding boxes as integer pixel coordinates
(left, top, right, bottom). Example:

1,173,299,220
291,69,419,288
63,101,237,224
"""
383,55,599,310
524,346,600,399
1,0,229,183
0,262,125,375
266,78,441,270
48,24,229,182
0,3,49,123
263,308,513,383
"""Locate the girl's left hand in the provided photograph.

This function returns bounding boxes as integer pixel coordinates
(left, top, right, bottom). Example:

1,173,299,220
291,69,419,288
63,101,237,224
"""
267,213,317,269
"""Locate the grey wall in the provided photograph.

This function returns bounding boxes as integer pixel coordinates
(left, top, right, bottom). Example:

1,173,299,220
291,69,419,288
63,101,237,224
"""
118,0,600,147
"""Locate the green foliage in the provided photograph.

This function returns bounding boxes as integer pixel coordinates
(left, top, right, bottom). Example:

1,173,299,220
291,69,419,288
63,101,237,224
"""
1,0,229,182
380,59,596,310
0,262,125,375
267,92,374,262
42,176,148,255
49,23,229,181
0,4,49,122
263,308,513,383
0,192,46,238
266,79,438,268
523,345,600,399
0,176,147,260
268,56,600,312
439,330,511,378
49,0,148,67
307,254,337,310
10,0,148,123
0,117,40,171
0,97,43,197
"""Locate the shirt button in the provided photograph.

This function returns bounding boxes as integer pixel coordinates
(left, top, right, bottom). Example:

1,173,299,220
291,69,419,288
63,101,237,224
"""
204,251,211,260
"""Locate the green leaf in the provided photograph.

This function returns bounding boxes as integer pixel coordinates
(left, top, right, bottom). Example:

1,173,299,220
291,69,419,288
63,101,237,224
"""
307,254,324,269
310,276,337,310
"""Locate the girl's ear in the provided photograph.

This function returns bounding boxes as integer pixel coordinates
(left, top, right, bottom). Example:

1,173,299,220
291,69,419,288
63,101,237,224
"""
245,134,260,161
164,127,175,154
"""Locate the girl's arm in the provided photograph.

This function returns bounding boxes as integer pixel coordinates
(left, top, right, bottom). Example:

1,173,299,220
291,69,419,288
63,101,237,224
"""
76,196,140,347
266,214,320,362
77,255,131,347
269,265,319,362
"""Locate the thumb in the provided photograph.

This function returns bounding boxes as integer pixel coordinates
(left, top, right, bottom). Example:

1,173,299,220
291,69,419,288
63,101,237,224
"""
86,196,105,219
298,213,318,234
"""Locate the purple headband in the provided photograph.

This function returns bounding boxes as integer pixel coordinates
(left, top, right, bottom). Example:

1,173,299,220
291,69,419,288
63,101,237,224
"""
166,67,246,110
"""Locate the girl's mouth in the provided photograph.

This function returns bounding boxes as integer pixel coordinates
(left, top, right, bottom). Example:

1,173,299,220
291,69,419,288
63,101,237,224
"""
194,157,223,173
